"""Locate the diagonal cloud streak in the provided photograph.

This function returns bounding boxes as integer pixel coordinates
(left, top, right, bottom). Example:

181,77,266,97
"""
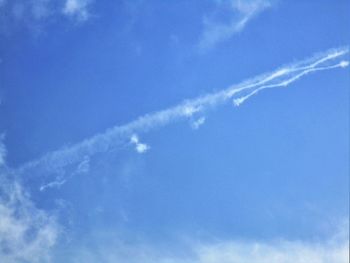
17,46,349,180
233,61,349,106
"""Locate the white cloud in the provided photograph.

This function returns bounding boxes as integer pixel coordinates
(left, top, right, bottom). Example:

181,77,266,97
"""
17,47,349,177
0,142,59,262
135,143,149,153
0,179,59,263
194,238,349,263
0,0,93,33
198,0,272,51
0,140,60,262
63,0,92,21
130,134,150,154
39,178,66,192
340,60,349,68
191,117,206,130
182,105,202,117
65,222,349,263
130,134,139,144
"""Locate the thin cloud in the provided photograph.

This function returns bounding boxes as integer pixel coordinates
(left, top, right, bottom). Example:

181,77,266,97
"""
63,0,92,21
39,156,89,192
75,155,90,174
17,47,349,180
0,143,59,263
39,178,66,192
198,0,272,51
0,0,94,33
194,238,348,263
191,117,206,130
67,222,349,263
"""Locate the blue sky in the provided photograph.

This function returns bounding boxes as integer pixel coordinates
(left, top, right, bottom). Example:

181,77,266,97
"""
0,0,349,262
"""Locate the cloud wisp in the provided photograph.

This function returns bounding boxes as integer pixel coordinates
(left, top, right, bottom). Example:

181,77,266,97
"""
191,117,206,130
38,155,90,192
233,59,349,106
0,140,59,263
198,0,272,51
63,0,92,21
65,221,349,263
39,178,66,192
0,0,94,33
17,47,349,182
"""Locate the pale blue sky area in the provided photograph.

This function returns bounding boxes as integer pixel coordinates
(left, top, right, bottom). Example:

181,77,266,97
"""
0,1,349,262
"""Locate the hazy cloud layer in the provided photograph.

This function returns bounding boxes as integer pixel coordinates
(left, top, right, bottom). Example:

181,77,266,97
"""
66,223,349,263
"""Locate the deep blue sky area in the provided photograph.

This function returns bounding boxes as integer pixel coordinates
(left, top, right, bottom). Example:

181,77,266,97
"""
0,0,349,262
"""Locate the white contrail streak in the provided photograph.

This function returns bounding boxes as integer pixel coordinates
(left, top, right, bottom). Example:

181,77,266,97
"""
17,47,349,177
233,61,349,106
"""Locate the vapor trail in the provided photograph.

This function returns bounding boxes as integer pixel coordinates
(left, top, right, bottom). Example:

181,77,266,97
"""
233,60,349,106
17,47,349,177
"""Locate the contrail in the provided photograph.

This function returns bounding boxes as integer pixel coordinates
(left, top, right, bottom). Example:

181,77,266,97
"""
233,60,349,106
17,47,349,178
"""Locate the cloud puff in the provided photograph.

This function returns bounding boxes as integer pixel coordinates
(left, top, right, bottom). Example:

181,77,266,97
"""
198,0,272,51
130,134,150,154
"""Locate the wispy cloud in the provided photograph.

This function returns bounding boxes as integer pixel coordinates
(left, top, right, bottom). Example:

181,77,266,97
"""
17,47,349,182
75,155,90,174
233,59,350,106
39,156,89,192
0,0,94,33
191,117,206,130
198,0,272,51
0,143,59,263
63,0,92,21
67,222,349,263
39,178,66,192
193,237,348,263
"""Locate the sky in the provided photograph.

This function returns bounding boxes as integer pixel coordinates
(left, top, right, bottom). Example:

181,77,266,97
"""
0,0,349,262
